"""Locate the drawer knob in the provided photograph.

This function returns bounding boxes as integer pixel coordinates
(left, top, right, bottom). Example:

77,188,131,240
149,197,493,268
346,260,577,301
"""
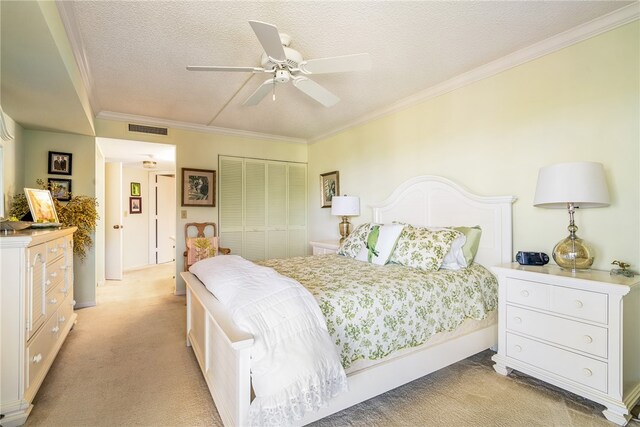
71,300,77,307
50,271,58,278
583,368,593,377
514,345,522,353
50,247,58,253
59,316,66,323
32,353,43,363
584,335,593,344
52,326,60,333
574,300,584,309
513,317,522,324
49,298,58,305
520,290,530,298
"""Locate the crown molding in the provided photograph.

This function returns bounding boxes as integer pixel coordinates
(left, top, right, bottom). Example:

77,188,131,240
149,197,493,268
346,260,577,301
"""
96,111,308,145
309,3,639,143
55,1,101,115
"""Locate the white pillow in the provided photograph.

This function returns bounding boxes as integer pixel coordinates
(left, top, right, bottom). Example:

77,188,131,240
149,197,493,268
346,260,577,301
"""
439,233,468,270
355,223,404,265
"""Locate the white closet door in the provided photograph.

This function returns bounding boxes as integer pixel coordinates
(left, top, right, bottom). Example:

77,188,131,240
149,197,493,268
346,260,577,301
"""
288,164,307,256
267,162,287,259
219,157,307,261
219,157,243,254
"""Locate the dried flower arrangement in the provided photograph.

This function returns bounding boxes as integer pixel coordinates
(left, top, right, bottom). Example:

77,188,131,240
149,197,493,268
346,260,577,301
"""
10,179,98,261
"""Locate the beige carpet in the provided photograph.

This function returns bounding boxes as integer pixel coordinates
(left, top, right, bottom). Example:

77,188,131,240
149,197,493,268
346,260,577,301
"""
26,263,639,427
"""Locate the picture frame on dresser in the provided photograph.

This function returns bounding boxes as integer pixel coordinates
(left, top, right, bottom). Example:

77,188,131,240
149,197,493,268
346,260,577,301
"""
24,188,60,223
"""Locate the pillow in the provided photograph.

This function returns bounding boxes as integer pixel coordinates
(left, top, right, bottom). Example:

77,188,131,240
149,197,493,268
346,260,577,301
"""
390,225,463,271
439,233,468,270
187,236,218,266
451,226,482,266
355,223,404,265
337,223,373,258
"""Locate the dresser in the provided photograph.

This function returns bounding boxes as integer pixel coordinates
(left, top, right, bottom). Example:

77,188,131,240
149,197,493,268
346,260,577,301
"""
309,240,340,255
1,227,77,427
491,263,640,426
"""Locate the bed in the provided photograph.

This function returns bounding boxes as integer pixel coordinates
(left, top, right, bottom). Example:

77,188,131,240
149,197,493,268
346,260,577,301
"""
181,175,516,426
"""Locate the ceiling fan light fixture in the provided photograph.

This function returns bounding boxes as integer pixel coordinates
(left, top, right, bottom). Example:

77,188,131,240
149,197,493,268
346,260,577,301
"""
143,160,157,169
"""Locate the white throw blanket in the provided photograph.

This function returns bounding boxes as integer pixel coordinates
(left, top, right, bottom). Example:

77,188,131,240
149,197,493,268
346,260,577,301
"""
189,255,348,426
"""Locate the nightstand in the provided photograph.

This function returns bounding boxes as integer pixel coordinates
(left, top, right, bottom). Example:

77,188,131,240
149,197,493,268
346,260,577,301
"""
491,263,640,426
309,240,340,255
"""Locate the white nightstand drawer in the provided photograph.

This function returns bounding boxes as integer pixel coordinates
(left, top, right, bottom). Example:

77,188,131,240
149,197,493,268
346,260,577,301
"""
506,305,608,358
506,278,550,310
550,286,608,324
506,333,608,393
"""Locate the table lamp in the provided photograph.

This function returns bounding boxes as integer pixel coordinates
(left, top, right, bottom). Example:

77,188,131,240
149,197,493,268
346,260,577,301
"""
331,196,360,244
533,161,609,271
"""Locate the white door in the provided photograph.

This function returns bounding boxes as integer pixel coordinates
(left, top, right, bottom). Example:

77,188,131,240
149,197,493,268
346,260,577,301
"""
105,162,123,280
156,174,175,264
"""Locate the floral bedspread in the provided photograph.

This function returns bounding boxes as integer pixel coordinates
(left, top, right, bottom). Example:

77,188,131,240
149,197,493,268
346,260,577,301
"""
258,255,498,369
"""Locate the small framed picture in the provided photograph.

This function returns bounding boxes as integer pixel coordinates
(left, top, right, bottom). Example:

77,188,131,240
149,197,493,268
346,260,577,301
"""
129,197,142,214
48,178,72,202
131,182,141,196
182,168,215,207
48,151,72,175
24,188,60,223
320,171,339,208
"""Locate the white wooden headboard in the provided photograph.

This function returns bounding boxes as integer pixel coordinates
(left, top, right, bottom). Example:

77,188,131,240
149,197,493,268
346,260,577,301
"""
371,176,517,267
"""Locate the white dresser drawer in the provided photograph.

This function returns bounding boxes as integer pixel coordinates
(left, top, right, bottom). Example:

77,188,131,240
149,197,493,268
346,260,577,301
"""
25,313,58,393
46,237,67,263
506,333,608,393
45,256,66,293
506,278,550,310
45,279,66,321
550,286,608,324
506,305,607,358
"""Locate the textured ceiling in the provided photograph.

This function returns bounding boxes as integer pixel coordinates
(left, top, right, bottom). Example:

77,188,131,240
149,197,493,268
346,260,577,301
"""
60,1,633,141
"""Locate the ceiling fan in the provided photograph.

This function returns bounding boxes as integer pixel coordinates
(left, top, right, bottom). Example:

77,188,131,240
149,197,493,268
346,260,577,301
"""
187,20,371,107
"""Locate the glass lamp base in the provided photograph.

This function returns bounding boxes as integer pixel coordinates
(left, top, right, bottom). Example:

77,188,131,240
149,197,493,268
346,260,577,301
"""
553,235,595,271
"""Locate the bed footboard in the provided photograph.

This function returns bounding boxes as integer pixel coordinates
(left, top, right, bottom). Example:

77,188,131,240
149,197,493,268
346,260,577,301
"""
182,272,254,427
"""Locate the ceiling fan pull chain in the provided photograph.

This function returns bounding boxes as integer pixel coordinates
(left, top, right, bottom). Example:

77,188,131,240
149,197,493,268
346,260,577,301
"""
272,80,276,101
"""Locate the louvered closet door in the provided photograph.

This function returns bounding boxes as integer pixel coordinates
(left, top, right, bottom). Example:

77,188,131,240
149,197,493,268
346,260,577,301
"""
219,158,243,255
244,160,266,261
288,164,307,257
267,162,287,259
219,156,307,261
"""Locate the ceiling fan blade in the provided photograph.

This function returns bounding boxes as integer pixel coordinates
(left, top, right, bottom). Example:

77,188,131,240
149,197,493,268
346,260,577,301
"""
187,65,264,73
299,53,372,75
292,76,340,107
243,78,276,106
249,20,286,62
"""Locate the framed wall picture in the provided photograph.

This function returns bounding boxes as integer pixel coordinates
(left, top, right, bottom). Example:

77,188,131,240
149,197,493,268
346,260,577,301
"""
131,182,141,196
182,168,215,207
48,151,72,175
129,197,142,214
48,178,72,201
320,171,339,208
24,188,60,223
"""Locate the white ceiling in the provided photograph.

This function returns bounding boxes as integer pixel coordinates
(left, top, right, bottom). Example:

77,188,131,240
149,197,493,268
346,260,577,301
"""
97,138,176,171
3,1,637,143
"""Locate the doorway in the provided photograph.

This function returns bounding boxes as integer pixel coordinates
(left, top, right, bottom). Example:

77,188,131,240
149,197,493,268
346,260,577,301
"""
96,138,176,282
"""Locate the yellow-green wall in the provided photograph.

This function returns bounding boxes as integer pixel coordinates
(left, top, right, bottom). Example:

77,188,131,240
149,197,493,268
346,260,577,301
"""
308,21,639,271
1,113,23,212
96,119,307,293
22,129,97,306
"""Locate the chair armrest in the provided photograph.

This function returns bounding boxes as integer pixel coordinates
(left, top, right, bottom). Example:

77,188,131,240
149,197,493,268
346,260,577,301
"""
219,247,231,255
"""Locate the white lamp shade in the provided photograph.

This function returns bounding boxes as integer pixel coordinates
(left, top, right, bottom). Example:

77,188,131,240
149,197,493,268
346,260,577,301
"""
331,196,360,216
533,162,610,209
